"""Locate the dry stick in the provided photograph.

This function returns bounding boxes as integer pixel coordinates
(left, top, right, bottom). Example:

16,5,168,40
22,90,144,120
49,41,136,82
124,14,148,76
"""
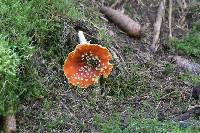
177,0,187,27
109,45,130,76
169,0,172,38
111,0,121,8
182,0,187,9
111,0,127,9
150,0,166,52
101,0,105,6
137,0,145,6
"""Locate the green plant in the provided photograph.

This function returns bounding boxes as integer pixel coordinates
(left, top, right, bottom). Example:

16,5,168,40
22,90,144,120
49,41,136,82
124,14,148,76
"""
102,114,122,133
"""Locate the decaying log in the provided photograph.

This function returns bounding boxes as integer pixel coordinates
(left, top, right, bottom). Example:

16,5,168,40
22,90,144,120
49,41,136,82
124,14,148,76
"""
100,6,143,38
150,0,166,52
172,56,200,76
4,115,16,133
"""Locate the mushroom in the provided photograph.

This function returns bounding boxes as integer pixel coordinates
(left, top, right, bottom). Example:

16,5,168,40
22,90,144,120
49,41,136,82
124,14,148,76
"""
63,31,113,88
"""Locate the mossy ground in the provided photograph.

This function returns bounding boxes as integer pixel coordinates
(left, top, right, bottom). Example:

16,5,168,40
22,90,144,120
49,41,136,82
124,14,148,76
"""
0,0,200,132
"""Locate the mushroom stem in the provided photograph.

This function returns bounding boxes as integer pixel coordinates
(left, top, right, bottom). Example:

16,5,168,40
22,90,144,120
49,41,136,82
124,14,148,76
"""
78,31,87,44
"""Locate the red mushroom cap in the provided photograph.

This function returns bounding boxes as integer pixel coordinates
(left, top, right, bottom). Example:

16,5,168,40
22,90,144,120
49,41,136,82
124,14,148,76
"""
63,43,113,88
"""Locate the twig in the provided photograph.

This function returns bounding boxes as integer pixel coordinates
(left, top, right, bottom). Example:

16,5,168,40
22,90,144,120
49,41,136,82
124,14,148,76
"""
182,0,187,9
150,0,166,52
101,0,105,6
169,0,172,38
137,0,144,6
111,0,127,9
0,80,7,94
109,45,130,76
99,16,109,22
111,0,121,8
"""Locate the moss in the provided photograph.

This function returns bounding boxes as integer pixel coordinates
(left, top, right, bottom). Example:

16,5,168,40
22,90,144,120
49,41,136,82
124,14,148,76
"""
170,23,200,61
180,73,200,86
95,113,200,133
0,35,20,115
104,65,149,98
0,0,81,116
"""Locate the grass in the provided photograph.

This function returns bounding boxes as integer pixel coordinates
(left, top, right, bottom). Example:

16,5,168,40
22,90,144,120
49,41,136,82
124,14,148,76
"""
104,65,149,98
95,112,200,133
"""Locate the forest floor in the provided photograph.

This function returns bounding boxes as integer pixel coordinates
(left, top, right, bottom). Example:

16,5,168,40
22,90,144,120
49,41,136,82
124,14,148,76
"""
2,0,199,132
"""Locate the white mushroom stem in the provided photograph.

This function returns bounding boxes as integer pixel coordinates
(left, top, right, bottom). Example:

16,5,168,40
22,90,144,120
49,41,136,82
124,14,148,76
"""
78,31,88,44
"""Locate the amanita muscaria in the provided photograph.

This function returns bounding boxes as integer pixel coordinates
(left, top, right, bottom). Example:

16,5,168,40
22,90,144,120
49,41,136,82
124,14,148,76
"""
63,31,113,88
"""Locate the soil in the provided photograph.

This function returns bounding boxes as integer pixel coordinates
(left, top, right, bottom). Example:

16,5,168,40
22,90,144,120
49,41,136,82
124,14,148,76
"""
17,0,200,132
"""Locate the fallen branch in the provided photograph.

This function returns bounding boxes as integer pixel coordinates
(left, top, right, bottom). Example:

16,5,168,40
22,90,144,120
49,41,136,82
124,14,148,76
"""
172,56,200,76
150,0,166,52
168,0,172,38
100,6,143,38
